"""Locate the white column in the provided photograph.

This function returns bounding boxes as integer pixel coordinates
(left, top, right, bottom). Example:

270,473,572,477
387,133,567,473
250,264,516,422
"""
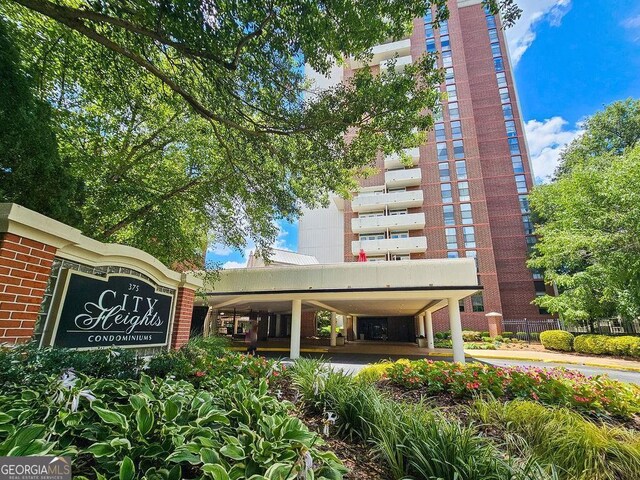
418,314,426,337
233,313,239,335
352,316,358,339
290,299,302,359
425,311,435,350
448,298,465,363
330,311,337,347
275,314,282,337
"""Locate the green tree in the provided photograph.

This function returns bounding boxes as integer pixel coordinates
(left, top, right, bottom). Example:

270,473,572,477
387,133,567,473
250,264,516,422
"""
2,0,519,266
0,19,83,225
530,100,640,328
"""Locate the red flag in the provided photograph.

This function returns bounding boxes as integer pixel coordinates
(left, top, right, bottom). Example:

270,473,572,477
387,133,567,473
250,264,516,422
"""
358,249,367,262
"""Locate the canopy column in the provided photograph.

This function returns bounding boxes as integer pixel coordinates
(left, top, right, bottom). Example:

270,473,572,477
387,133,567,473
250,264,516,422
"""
290,299,302,359
448,298,465,363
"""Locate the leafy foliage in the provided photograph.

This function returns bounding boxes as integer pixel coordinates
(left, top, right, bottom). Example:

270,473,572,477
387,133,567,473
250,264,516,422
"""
530,100,640,324
0,372,346,479
0,19,83,225
573,334,640,358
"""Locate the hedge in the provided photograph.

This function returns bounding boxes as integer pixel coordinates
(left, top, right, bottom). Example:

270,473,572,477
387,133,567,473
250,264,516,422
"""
540,330,574,352
574,334,640,358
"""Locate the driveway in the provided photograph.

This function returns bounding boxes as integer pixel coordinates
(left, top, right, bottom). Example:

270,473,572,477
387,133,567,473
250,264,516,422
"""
261,351,640,385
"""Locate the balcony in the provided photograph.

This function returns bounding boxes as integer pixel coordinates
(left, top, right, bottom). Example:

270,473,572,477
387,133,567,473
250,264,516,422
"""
351,236,428,256
352,213,426,234
351,38,412,68
352,190,424,213
385,167,422,188
384,147,420,170
380,55,413,72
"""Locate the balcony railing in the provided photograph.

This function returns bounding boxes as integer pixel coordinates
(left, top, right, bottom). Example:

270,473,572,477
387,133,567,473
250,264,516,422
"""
350,38,412,68
385,167,422,188
380,55,413,72
384,147,420,170
351,213,426,234
352,190,424,212
351,236,428,256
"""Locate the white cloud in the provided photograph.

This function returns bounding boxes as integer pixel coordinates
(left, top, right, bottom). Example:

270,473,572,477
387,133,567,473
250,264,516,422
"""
524,116,583,182
505,0,572,66
621,14,640,42
222,260,248,269
208,243,233,256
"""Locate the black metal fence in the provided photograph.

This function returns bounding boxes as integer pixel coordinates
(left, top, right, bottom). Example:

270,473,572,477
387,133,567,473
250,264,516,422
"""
502,318,561,342
562,319,640,336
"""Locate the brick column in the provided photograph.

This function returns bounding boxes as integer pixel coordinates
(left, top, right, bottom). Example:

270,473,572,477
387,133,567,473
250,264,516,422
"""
170,287,195,349
0,233,56,343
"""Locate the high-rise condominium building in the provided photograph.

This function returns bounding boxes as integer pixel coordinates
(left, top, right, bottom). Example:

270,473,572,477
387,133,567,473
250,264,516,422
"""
299,0,549,333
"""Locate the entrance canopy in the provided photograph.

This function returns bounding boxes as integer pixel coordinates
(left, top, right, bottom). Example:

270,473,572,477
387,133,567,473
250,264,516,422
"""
204,258,479,316
201,258,480,362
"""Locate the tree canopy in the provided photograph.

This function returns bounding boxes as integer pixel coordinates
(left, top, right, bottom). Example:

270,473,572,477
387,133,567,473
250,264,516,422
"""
1,0,519,266
529,99,640,326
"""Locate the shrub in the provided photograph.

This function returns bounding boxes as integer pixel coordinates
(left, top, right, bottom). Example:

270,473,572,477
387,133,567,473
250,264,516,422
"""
494,335,504,342
540,330,574,352
480,331,490,337
470,399,640,480
435,331,451,340
462,331,483,342
574,334,640,358
0,343,143,387
516,332,528,340
502,331,514,339
355,362,393,383
481,336,492,343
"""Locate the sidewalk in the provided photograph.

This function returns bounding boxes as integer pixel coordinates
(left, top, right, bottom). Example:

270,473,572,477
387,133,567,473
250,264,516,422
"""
229,339,640,372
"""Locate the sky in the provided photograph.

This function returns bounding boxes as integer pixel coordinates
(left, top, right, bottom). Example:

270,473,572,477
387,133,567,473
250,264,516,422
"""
208,0,640,268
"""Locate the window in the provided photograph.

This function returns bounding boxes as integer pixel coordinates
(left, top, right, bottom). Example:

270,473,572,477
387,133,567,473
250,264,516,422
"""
424,10,433,22
368,256,387,262
435,123,446,141
441,183,453,203
441,35,451,51
515,175,528,193
451,120,463,139
443,205,455,225
463,226,476,248
448,102,460,120
439,162,450,181
388,186,406,192
389,208,408,215
466,250,478,268
390,231,409,239
471,293,485,312
453,140,465,159
425,24,434,39
502,103,513,120
522,215,534,235
448,251,459,258
433,105,444,122
532,269,544,280
460,203,473,224
526,235,537,253
455,160,468,179
439,19,449,35
505,120,517,137
491,43,502,58
391,254,410,261
446,84,457,102
437,142,448,160
499,87,510,104
489,29,499,44
359,211,384,218
508,137,521,155
494,56,504,72
358,189,384,197
519,195,530,214
445,228,458,250
445,67,455,84
442,50,453,67
458,181,470,201
486,15,496,29
360,233,385,241
459,299,465,312
512,155,525,174
426,38,437,53
496,71,507,88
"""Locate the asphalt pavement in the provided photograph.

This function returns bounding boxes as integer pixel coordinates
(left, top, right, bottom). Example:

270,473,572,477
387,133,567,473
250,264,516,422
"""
260,351,640,384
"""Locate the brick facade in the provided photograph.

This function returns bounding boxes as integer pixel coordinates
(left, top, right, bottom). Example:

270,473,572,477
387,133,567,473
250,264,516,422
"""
171,287,196,349
0,232,56,343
